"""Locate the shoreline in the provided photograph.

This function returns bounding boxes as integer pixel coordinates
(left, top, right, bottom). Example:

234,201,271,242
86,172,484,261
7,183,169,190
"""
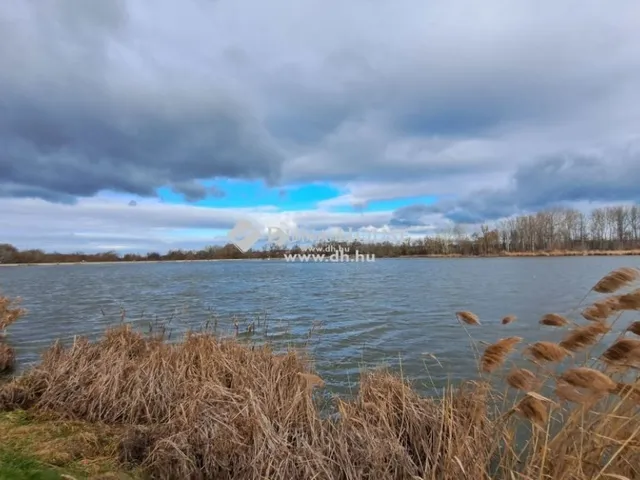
2,249,640,267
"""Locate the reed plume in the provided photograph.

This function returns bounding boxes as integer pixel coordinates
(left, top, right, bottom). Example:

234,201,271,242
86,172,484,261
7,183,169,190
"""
514,395,548,427
0,295,26,332
592,267,640,294
558,367,616,393
524,341,570,363
626,321,640,336
0,343,14,373
539,313,569,327
581,297,621,321
456,311,481,326
501,314,517,325
601,338,640,367
554,380,600,404
559,322,610,352
479,337,522,373
505,368,538,391
618,288,640,310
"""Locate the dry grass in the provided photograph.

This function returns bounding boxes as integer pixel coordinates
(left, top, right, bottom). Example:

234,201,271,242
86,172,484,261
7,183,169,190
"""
0,294,24,373
524,341,571,363
456,310,481,325
501,314,517,325
601,338,640,369
540,313,570,327
591,266,640,293
619,288,640,310
0,324,501,480
1,266,640,479
505,368,538,391
0,295,26,332
480,336,522,373
627,321,640,336
559,321,611,352
0,343,15,374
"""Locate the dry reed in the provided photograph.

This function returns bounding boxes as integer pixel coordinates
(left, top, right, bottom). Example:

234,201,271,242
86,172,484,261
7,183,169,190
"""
539,313,569,327
592,266,640,293
524,341,570,363
505,368,538,391
0,343,14,373
513,395,548,427
627,321,640,336
554,380,601,405
618,288,640,310
581,297,621,321
456,310,481,325
0,295,25,332
0,294,23,373
559,321,610,352
480,337,522,373
558,367,617,393
612,381,640,402
0,325,499,480
501,315,516,325
601,338,640,368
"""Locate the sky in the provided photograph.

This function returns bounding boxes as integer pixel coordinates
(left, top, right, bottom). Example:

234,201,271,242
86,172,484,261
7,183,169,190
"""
1,0,640,253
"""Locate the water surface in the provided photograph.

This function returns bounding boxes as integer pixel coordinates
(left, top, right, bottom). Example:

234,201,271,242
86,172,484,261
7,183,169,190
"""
1,257,638,396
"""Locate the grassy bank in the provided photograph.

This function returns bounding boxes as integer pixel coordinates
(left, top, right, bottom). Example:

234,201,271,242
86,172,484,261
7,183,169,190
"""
1,268,640,479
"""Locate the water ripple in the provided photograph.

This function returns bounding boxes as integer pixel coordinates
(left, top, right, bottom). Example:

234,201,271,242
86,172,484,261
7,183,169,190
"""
1,257,638,395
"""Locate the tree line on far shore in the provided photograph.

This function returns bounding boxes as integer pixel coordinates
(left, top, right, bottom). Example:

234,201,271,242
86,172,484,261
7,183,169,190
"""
2,204,640,264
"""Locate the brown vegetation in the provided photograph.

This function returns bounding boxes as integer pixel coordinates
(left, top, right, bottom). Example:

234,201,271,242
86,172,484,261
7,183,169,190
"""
0,343,14,374
592,266,640,293
455,310,481,325
0,295,24,373
1,266,640,479
0,295,25,333
501,314,516,325
479,337,522,373
0,325,498,479
539,313,570,327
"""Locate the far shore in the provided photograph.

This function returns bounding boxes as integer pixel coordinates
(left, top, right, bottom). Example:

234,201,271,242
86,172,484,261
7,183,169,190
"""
2,249,640,267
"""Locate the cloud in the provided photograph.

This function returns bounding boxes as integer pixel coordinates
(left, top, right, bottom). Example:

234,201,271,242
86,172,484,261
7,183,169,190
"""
391,142,640,225
170,182,226,202
0,0,284,204
0,197,405,252
1,0,640,250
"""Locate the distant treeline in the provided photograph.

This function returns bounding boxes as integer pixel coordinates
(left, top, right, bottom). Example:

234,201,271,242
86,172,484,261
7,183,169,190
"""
2,205,640,264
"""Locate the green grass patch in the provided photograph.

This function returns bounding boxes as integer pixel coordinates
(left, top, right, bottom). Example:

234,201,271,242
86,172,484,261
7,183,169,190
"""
0,449,65,480
0,411,139,479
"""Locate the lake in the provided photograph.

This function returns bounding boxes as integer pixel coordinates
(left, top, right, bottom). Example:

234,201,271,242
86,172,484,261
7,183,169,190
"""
1,257,638,396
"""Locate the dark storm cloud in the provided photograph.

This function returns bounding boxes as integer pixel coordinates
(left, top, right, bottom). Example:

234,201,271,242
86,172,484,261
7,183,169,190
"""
1,0,640,219
392,145,640,225
170,182,226,202
0,183,77,204
0,86,284,201
0,0,284,203
390,204,440,227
